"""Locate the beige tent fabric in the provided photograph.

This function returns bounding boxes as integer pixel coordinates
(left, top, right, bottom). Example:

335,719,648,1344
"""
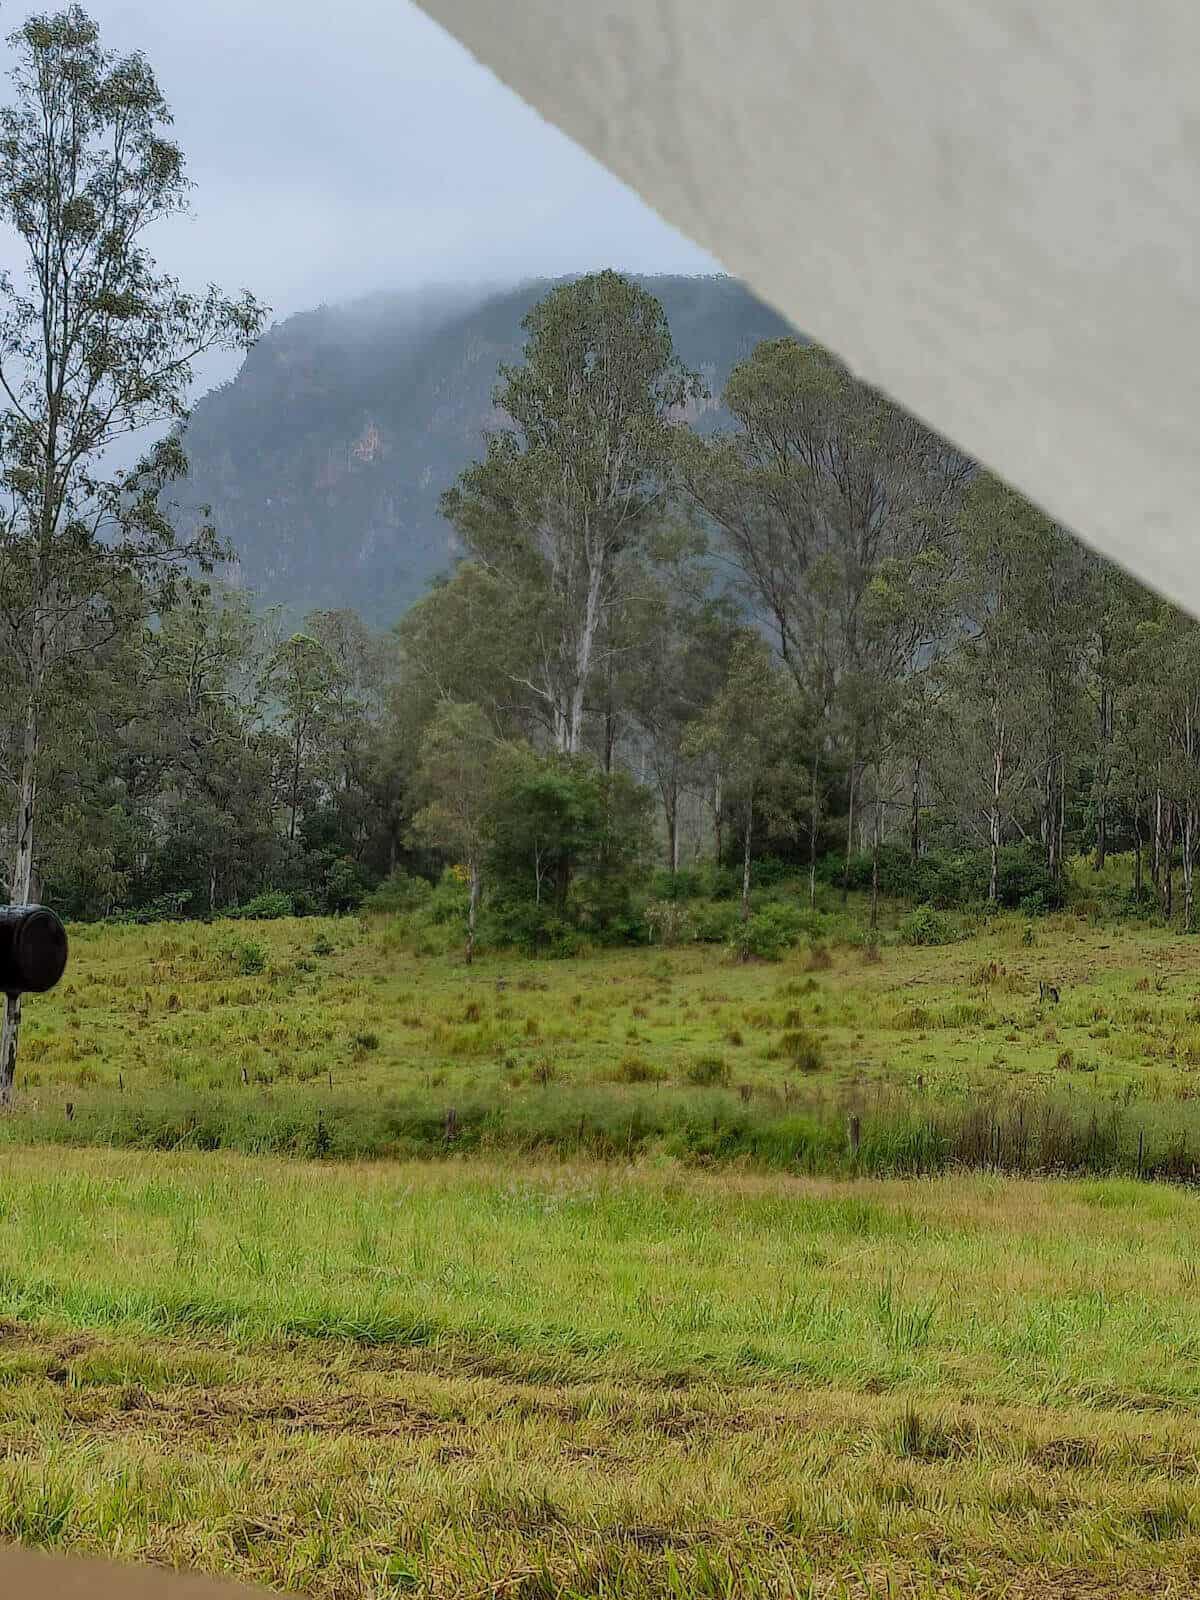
416,0,1200,610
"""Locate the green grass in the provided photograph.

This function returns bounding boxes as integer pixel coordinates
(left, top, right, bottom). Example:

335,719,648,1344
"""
5,902,1200,1593
12,906,1200,1177
0,1149,1199,1595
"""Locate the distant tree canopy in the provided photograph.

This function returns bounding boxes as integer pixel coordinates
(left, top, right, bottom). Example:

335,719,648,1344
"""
3,241,1198,963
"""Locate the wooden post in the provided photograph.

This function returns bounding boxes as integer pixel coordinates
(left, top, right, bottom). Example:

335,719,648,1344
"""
65,1102,73,1122
445,1107,458,1142
849,1114,861,1159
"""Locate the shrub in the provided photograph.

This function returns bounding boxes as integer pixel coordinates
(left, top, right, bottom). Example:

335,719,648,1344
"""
234,940,267,976
729,901,807,962
899,906,956,947
774,1030,824,1072
698,864,742,901
686,1054,730,1087
611,1053,664,1084
817,842,1064,912
751,855,791,888
692,901,741,944
487,902,584,958
425,870,470,926
321,856,367,915
649,867,705,902
644,899,695,947
108,892,192,925
994,845,1064,912
805,941,833,971
230,889,293,921
364,869,433,914
572,872,647,944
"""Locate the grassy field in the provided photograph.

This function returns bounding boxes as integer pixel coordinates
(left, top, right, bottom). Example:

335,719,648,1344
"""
10,903,1200,1176
2,902,1200,1595
0,1148,1199,1596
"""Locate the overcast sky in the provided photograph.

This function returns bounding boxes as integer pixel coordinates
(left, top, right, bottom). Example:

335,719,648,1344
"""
11,0,718,336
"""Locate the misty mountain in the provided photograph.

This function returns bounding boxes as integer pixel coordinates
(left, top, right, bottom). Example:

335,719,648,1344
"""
173,275,796,624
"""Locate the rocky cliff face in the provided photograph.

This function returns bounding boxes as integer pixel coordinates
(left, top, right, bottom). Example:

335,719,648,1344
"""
173,275,795,624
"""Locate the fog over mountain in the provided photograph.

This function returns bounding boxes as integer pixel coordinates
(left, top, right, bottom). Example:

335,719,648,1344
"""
173,274,796,623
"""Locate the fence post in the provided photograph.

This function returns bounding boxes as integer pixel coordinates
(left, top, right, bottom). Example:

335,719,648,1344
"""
849,1114,861,1160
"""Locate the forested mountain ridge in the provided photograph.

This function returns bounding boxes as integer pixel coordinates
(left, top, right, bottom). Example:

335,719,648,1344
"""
173,275,795,623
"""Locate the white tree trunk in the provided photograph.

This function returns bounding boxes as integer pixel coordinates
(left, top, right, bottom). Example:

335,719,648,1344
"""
567,540,605,754
1183,806,1194,930
989,697,1004,904
1,682,40,1104
740,804,753,925
466,861,480,964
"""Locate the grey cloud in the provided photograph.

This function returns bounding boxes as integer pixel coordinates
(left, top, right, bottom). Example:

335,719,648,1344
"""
12,0,717,328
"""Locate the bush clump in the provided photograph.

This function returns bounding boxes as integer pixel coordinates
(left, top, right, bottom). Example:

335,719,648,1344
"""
820,842,1064,913
686,1054,730,1087
773,1030,824,1072
899,906,957,947
233,940,267,976
363,869,433,914
610,1053,664,1084
692,902,741,944
729,901,807,962
228,890,293,921
644,900,695,947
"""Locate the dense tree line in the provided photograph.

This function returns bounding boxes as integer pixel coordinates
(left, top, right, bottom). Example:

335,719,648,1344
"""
0,8,1197,1006
5,263,1200,952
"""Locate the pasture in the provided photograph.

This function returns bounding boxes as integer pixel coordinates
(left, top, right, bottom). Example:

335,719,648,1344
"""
9,906,1200,1176
0,906,1199,1594
0,1151,1198,1595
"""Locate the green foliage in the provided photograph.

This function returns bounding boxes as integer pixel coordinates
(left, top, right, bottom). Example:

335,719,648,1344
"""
320,855,367,915
826,844,1065,912
364,870,434,914
651,864,741,902
644,899,695,946
482,897,583,959
686,1054,730,1087
691,901,742,944
228,891,294,921
774,1030,825,1072
729,901,808,961
424,871,470,926
233,941,267,977
610,1053,664,1084
899,906,957,947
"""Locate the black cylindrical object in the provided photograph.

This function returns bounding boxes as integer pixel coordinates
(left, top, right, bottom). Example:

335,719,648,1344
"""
0,905,68,995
